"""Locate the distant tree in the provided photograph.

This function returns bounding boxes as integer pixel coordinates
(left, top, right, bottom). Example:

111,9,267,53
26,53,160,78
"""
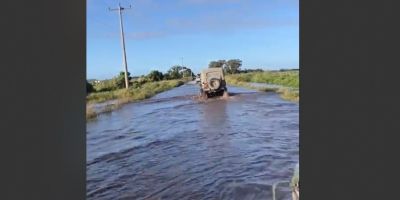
164,65,195,80
181,68,193,78
147,70,164,82
240,68,263,73
166,65,183,79
86,80,95,93
137,75,148,85
163,73,171,80
225,59,242,74
116,71,132,89
208,60,226,68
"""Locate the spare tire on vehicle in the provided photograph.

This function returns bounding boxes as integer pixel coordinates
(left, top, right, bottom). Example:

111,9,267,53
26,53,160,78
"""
208,78,221,90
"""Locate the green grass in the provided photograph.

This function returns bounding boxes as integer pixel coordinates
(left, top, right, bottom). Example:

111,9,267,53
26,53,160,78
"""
86,80,184,120
225,71,299,102
93,78,119,92
275,87,299,102
226,71,299,88
87,79,184,104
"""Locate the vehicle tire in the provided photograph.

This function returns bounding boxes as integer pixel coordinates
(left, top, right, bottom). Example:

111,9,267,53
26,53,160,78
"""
209,78,221,90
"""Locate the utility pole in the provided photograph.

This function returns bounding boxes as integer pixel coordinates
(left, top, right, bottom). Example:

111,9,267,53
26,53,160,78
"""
109,3,131,89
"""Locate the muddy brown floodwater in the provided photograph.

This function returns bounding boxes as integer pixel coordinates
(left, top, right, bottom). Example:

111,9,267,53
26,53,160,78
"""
87,84,299,200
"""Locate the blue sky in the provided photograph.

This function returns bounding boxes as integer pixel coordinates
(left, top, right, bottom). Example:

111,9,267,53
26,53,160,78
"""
87,0,299,80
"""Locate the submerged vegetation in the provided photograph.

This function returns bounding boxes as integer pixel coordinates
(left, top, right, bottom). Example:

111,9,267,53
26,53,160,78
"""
86,105,98,120
87,80,184,104
86,65,196,120
225,70,299,102
86,80,184,120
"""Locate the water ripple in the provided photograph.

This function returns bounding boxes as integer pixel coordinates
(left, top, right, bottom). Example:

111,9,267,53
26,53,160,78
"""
87,84,298,200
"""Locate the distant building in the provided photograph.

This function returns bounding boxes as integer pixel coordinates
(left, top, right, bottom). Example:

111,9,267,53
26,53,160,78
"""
87,79,100,84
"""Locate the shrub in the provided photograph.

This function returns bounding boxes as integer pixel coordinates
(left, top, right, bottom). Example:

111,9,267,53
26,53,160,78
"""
86,80,95,93
115,71,132,89
147,70,164,82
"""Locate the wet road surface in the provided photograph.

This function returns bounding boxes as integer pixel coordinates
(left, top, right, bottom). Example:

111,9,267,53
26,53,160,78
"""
87,84,299,200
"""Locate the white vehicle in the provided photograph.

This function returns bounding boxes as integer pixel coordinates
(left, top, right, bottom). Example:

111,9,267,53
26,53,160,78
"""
199,68,228,98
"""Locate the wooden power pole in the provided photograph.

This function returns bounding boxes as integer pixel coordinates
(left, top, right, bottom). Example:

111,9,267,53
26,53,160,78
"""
109,3,131,89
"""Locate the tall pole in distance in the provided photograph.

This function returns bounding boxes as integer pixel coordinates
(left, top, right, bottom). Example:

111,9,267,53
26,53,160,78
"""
110,3,131,89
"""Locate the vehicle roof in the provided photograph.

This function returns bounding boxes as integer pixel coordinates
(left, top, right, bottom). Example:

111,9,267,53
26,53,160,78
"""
201,68,223,74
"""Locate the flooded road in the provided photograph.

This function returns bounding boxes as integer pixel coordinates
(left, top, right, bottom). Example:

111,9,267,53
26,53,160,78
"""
87,84,299,200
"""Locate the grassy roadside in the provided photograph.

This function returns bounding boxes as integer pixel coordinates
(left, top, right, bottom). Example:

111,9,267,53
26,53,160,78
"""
86,79,184,120
225,71,299,102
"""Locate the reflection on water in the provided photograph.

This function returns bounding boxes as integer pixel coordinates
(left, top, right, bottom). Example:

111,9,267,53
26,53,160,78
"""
87,84,298,200
201,98,228,127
